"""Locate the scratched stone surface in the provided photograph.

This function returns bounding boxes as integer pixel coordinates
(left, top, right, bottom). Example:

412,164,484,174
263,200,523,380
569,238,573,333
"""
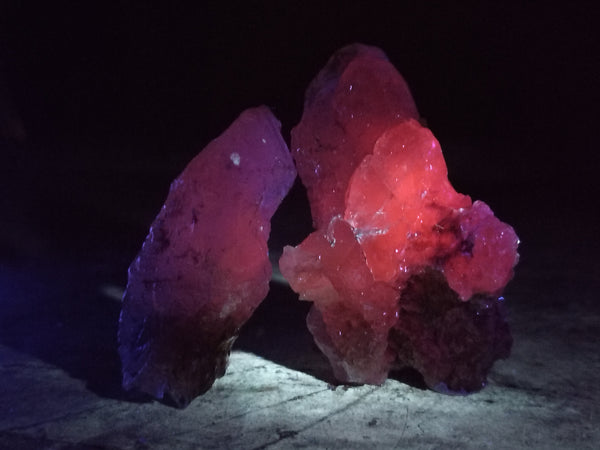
1,206,599,449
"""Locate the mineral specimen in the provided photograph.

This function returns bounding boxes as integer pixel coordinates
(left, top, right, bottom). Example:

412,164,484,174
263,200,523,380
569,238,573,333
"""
280,44,519,392
291,44,419,229
119,106,296,407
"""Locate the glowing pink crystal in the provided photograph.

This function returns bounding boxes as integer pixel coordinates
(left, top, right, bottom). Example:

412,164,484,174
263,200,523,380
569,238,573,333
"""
291,44,419,229
119,106,296,407
280,44,519,391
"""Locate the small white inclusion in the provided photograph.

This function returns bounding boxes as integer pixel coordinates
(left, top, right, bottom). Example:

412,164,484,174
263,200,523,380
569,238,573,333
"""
230,152,241,166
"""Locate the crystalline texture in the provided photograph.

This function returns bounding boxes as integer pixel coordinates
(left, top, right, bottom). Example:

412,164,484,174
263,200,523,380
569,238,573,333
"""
119,106,296,407
389,269,512,393
291,44,419,229
280,44,519,391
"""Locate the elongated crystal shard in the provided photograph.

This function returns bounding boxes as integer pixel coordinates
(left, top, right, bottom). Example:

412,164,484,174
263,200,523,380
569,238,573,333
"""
119,106,296,407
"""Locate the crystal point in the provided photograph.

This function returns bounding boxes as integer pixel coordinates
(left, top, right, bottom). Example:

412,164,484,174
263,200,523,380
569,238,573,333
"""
291,43,419,229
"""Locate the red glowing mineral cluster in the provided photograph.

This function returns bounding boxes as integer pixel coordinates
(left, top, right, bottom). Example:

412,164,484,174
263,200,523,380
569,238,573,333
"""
280,44,519,391
119,44,520,407
118,107,296,407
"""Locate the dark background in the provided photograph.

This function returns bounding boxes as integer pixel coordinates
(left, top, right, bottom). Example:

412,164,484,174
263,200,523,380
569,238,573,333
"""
0,0,598,402
1,1,597,257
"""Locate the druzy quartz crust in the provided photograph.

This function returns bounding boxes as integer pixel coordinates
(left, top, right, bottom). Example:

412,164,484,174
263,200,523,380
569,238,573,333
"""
279,44,519,392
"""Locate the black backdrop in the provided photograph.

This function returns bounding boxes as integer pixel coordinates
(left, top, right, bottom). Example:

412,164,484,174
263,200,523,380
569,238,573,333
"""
1,1,598,269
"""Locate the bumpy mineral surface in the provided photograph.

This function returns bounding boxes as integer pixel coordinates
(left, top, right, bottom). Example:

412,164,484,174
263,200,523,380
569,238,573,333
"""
280,44,519,391
119,106,296,407
291,44,419,229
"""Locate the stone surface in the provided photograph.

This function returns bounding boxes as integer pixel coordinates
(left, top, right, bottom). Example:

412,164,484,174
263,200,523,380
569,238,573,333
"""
118,106,296,407
1,243,599,449
280,44,519,392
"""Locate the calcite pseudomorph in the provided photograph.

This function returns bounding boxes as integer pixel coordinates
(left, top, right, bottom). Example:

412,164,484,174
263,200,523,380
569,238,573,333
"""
280,44,519,392
119,106,296,407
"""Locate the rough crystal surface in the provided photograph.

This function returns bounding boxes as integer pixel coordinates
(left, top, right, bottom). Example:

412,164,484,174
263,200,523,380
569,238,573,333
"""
280,44,519,392
119,106,296,407
291,44,419,229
